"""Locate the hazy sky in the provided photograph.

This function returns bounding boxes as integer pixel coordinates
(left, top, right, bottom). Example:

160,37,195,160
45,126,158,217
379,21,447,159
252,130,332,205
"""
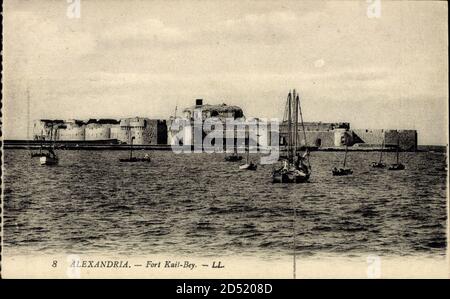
3,0,448,145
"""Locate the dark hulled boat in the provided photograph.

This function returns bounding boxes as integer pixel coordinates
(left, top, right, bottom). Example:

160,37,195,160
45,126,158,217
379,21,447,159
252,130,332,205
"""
388,163,405,171
37,123,59,166
31,151,47,158
239,162,257,171
272,164,310,183
239,146,257,171
31,137,49,158
119,137,151,163
371,137,386,168
371,161,386,168
119,157,151,163
225,140,243,161
332,140,352,176
388,136,405,171
225,153,243,162
39,150,58,166
332,167,353,176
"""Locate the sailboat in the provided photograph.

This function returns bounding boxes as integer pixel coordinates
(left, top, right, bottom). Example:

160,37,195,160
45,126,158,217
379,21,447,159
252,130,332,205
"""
332,136,353,176
388,135,405,170
225,143,243,162
39,125,59,166
26,89,46,158
119,136,151,162
31,136,48,158
272,89,311,183
239,146,257,171
39,148,59,165
371,136,386,168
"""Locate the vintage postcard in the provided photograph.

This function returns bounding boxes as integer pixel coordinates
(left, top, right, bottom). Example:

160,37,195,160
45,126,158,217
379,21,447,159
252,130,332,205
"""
1,0,448,279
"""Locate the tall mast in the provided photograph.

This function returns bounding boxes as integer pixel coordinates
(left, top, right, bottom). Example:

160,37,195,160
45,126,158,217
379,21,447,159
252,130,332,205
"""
245,130,249,163
246,146,249,163
379,136,384,163
343,135,348,168
130,136,134,159
396,135,400,164
27,88,30,140
287,91,292,163
294,89,298,158
234,130,238,155
298,93,310,169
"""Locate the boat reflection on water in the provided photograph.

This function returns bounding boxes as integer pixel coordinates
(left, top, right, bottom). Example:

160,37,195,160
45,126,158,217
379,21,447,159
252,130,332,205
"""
119,156,151,163
371,162,386,168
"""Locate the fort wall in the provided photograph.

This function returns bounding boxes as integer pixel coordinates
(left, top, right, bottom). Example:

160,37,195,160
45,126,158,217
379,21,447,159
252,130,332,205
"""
33,117,168,145
85,124,111,141
31,101,417,150
352,129,385,145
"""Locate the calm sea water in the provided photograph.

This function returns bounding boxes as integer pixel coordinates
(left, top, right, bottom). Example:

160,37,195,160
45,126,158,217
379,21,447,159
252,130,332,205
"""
2,149,447,258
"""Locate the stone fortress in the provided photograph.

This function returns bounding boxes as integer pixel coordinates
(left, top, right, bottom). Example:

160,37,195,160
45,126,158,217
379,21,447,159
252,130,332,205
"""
33,99,417,151
33,118,167,145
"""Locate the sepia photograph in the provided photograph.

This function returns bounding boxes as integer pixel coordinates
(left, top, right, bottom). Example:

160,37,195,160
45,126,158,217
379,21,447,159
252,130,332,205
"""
1,0,448,279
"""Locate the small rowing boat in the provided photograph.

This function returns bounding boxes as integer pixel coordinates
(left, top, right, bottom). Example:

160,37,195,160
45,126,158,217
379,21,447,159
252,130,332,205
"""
388,135,405,171
332,139,352,176
119,136,151,163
